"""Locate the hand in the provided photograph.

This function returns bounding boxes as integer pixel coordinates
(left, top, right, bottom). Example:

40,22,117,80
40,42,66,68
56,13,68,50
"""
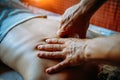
57,3,90,38
37,38,87,73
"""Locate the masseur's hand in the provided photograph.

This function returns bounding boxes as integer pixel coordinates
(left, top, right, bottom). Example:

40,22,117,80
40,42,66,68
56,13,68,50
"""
57,3,90,38
37,38,87,73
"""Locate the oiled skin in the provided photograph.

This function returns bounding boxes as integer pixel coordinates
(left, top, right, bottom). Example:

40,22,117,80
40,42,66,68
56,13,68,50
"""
0,18,98,80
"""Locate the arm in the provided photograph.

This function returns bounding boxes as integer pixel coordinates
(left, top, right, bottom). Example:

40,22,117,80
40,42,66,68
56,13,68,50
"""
0,18,98,80
37,34,120,73
58,0,107,38
84,34,120,66
78,0,107,18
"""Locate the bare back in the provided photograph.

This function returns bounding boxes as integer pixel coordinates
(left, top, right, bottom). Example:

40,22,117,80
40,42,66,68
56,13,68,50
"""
0,18,98,80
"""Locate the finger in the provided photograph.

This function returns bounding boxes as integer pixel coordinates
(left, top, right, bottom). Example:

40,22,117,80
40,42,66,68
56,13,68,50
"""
46,38,66,44
60,16,70,27
57,30,79,38
60,19,65,26
38,51,64,59
57,30,70,38
37,44,64,51
46,59,69,73
57,24,72,38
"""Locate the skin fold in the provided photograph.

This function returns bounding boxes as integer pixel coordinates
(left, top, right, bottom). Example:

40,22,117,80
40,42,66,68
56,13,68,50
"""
57,0,107,38
37,34,120,74
36,0,120,74
0,18,98,80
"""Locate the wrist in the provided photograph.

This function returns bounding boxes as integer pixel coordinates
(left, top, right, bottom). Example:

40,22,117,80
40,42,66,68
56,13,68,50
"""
83,37,112,64
78,39,91,63
73,3,91,21
77,4,92,20
82,39,93,62
82,38,107,64
77,0,107,20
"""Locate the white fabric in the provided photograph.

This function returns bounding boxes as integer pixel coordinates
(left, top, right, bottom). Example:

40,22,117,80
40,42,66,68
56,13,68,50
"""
0,0,41,42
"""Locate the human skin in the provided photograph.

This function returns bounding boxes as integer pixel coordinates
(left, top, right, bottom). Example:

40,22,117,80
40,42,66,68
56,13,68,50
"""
58,0,107,38
35,0,110,74
37,34,120,73
0,18,99,80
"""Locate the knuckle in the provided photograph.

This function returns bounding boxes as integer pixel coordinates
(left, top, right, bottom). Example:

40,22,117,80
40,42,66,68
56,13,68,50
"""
57,45,62,49
49,52,53,57
59,63,64,67
44,45,50,49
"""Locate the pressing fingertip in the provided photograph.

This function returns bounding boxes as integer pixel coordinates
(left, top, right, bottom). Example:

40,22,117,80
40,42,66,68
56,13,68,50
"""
37,53,40,57
57,30,64,36
57,30,61,35
46,68,52,74
37,53,41,57
37,45,43,49
45,39,51,43
57,31,68,38
37,53,44,58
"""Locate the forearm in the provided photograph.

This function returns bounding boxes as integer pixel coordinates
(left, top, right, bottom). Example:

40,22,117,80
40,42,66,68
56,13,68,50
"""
77,0,107,19
84,34,120,66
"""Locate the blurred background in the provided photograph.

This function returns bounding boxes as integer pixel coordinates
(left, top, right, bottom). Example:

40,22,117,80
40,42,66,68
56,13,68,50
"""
21,0,120,32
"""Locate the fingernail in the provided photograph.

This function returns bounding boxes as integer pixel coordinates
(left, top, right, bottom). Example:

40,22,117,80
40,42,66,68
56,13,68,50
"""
46,68,52,73
57,30,65,36
57,30,61,36
45,39,50,42
37,45,43,49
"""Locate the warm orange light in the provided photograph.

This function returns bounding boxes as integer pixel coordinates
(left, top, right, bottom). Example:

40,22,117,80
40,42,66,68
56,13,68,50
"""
31,0,41,2
21,0,54,6
21,0,67,14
